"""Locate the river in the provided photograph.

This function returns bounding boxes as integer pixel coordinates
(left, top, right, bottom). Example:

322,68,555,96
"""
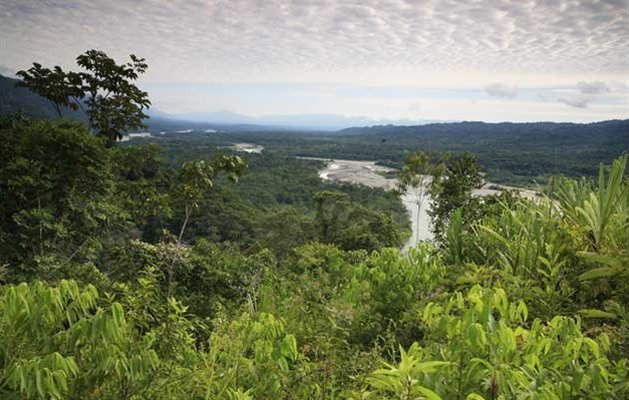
307,157,540,253
302,158,433,252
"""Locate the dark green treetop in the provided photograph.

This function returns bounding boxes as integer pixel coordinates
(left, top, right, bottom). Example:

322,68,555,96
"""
15,65,83,118
16,50,150,145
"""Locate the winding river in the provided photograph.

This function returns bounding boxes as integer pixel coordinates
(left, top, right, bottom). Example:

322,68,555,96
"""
308,157,539,253
304,158,433,252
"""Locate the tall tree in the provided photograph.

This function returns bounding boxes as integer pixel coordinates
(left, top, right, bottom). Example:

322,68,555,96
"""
16,50,151,145
161,155,246,300
0,119,121,274
15,65,83,118
429,153,483,241
313,191,351,243
173,156,248,245
397,151,448,247
76,50,150,144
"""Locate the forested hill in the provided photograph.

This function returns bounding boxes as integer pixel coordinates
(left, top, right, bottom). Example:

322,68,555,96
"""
330,119,629,183
339,119,629,146
0,74,86,120
2,70,627,184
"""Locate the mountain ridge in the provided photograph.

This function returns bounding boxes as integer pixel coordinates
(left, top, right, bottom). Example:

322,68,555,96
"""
2,74,627,135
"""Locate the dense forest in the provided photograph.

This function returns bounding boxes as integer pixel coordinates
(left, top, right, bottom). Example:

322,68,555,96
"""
1,52,628,399
3,72,627,187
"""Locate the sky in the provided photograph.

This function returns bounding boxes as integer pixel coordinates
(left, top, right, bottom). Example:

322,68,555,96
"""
1,0,628,123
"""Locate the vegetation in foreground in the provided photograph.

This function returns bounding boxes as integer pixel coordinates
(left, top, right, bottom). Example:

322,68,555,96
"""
1,115,627,399
3,67,628,187
1,51,628,399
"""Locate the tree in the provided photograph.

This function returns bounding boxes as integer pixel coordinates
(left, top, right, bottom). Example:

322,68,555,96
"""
0,119,121,275
313,191,351,244
340,207,404,252
15,64,83,118
77,50,150,145
110,143,172,243
16,50,151,145
397,151,448,247
312,191,404,252
429,153,483,241
255,208,316,258
173,156,248,245
166,156,247,299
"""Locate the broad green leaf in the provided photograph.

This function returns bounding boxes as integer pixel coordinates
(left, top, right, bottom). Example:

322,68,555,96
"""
578,309,618,319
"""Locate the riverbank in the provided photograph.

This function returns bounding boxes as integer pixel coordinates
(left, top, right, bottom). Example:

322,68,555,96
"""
309,157,541,252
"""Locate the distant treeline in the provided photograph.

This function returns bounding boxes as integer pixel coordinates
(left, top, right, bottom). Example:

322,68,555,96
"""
144,118,628,186
2,71,626,186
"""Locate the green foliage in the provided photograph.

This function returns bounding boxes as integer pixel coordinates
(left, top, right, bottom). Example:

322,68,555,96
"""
559,154,628,252
0,280,159,399
202,312,303,397
1,99,628,399
16,64,83,118
313,190,406,251
17,50,151,145
430,153,484,241
172,155,247,245
0,119,122,273
362,286,628,399
345,245,446,340
110,143,173,242
365,343,450,399
314,190,352,243
132,140,411,251
255,208,317,257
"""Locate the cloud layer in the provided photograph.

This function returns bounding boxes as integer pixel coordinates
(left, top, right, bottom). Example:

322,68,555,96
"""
577,81,610,95
1,0,627,121
484,83,518,98
558,80,622,109
2,0,627,83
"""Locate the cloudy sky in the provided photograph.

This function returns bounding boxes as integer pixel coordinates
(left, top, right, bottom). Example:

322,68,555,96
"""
1,0,628,122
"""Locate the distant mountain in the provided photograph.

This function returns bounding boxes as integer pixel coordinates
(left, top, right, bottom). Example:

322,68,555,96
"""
144,114,289,133
331,119,629,183
148,108,450,131
0,74,86,120
0,77,289,132
1,74,448,130
336,120,629,159
338,120,629,142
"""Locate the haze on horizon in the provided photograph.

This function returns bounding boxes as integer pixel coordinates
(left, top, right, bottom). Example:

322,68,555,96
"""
1,0,628,124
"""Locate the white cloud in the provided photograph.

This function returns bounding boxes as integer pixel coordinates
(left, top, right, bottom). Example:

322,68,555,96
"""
558,80,623,109
609,81,629,92
0,65,17,78
1,0,627,85
484,83,518,98
577,81,610,95
1,0,627,121
558,95,593,109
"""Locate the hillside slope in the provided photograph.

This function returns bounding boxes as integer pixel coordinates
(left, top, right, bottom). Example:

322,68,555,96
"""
0,74,86,120
331,120,629,183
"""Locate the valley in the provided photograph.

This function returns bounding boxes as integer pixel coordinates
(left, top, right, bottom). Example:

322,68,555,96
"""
308,156,543,252
2,2,628,394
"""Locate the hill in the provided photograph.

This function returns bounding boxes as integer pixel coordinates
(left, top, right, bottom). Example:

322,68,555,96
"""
331,120,629,184
154,119,627,185
0,74,86,120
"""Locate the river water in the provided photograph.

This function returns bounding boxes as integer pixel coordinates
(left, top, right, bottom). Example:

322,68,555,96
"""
304,158,434,252
301,156,540,253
